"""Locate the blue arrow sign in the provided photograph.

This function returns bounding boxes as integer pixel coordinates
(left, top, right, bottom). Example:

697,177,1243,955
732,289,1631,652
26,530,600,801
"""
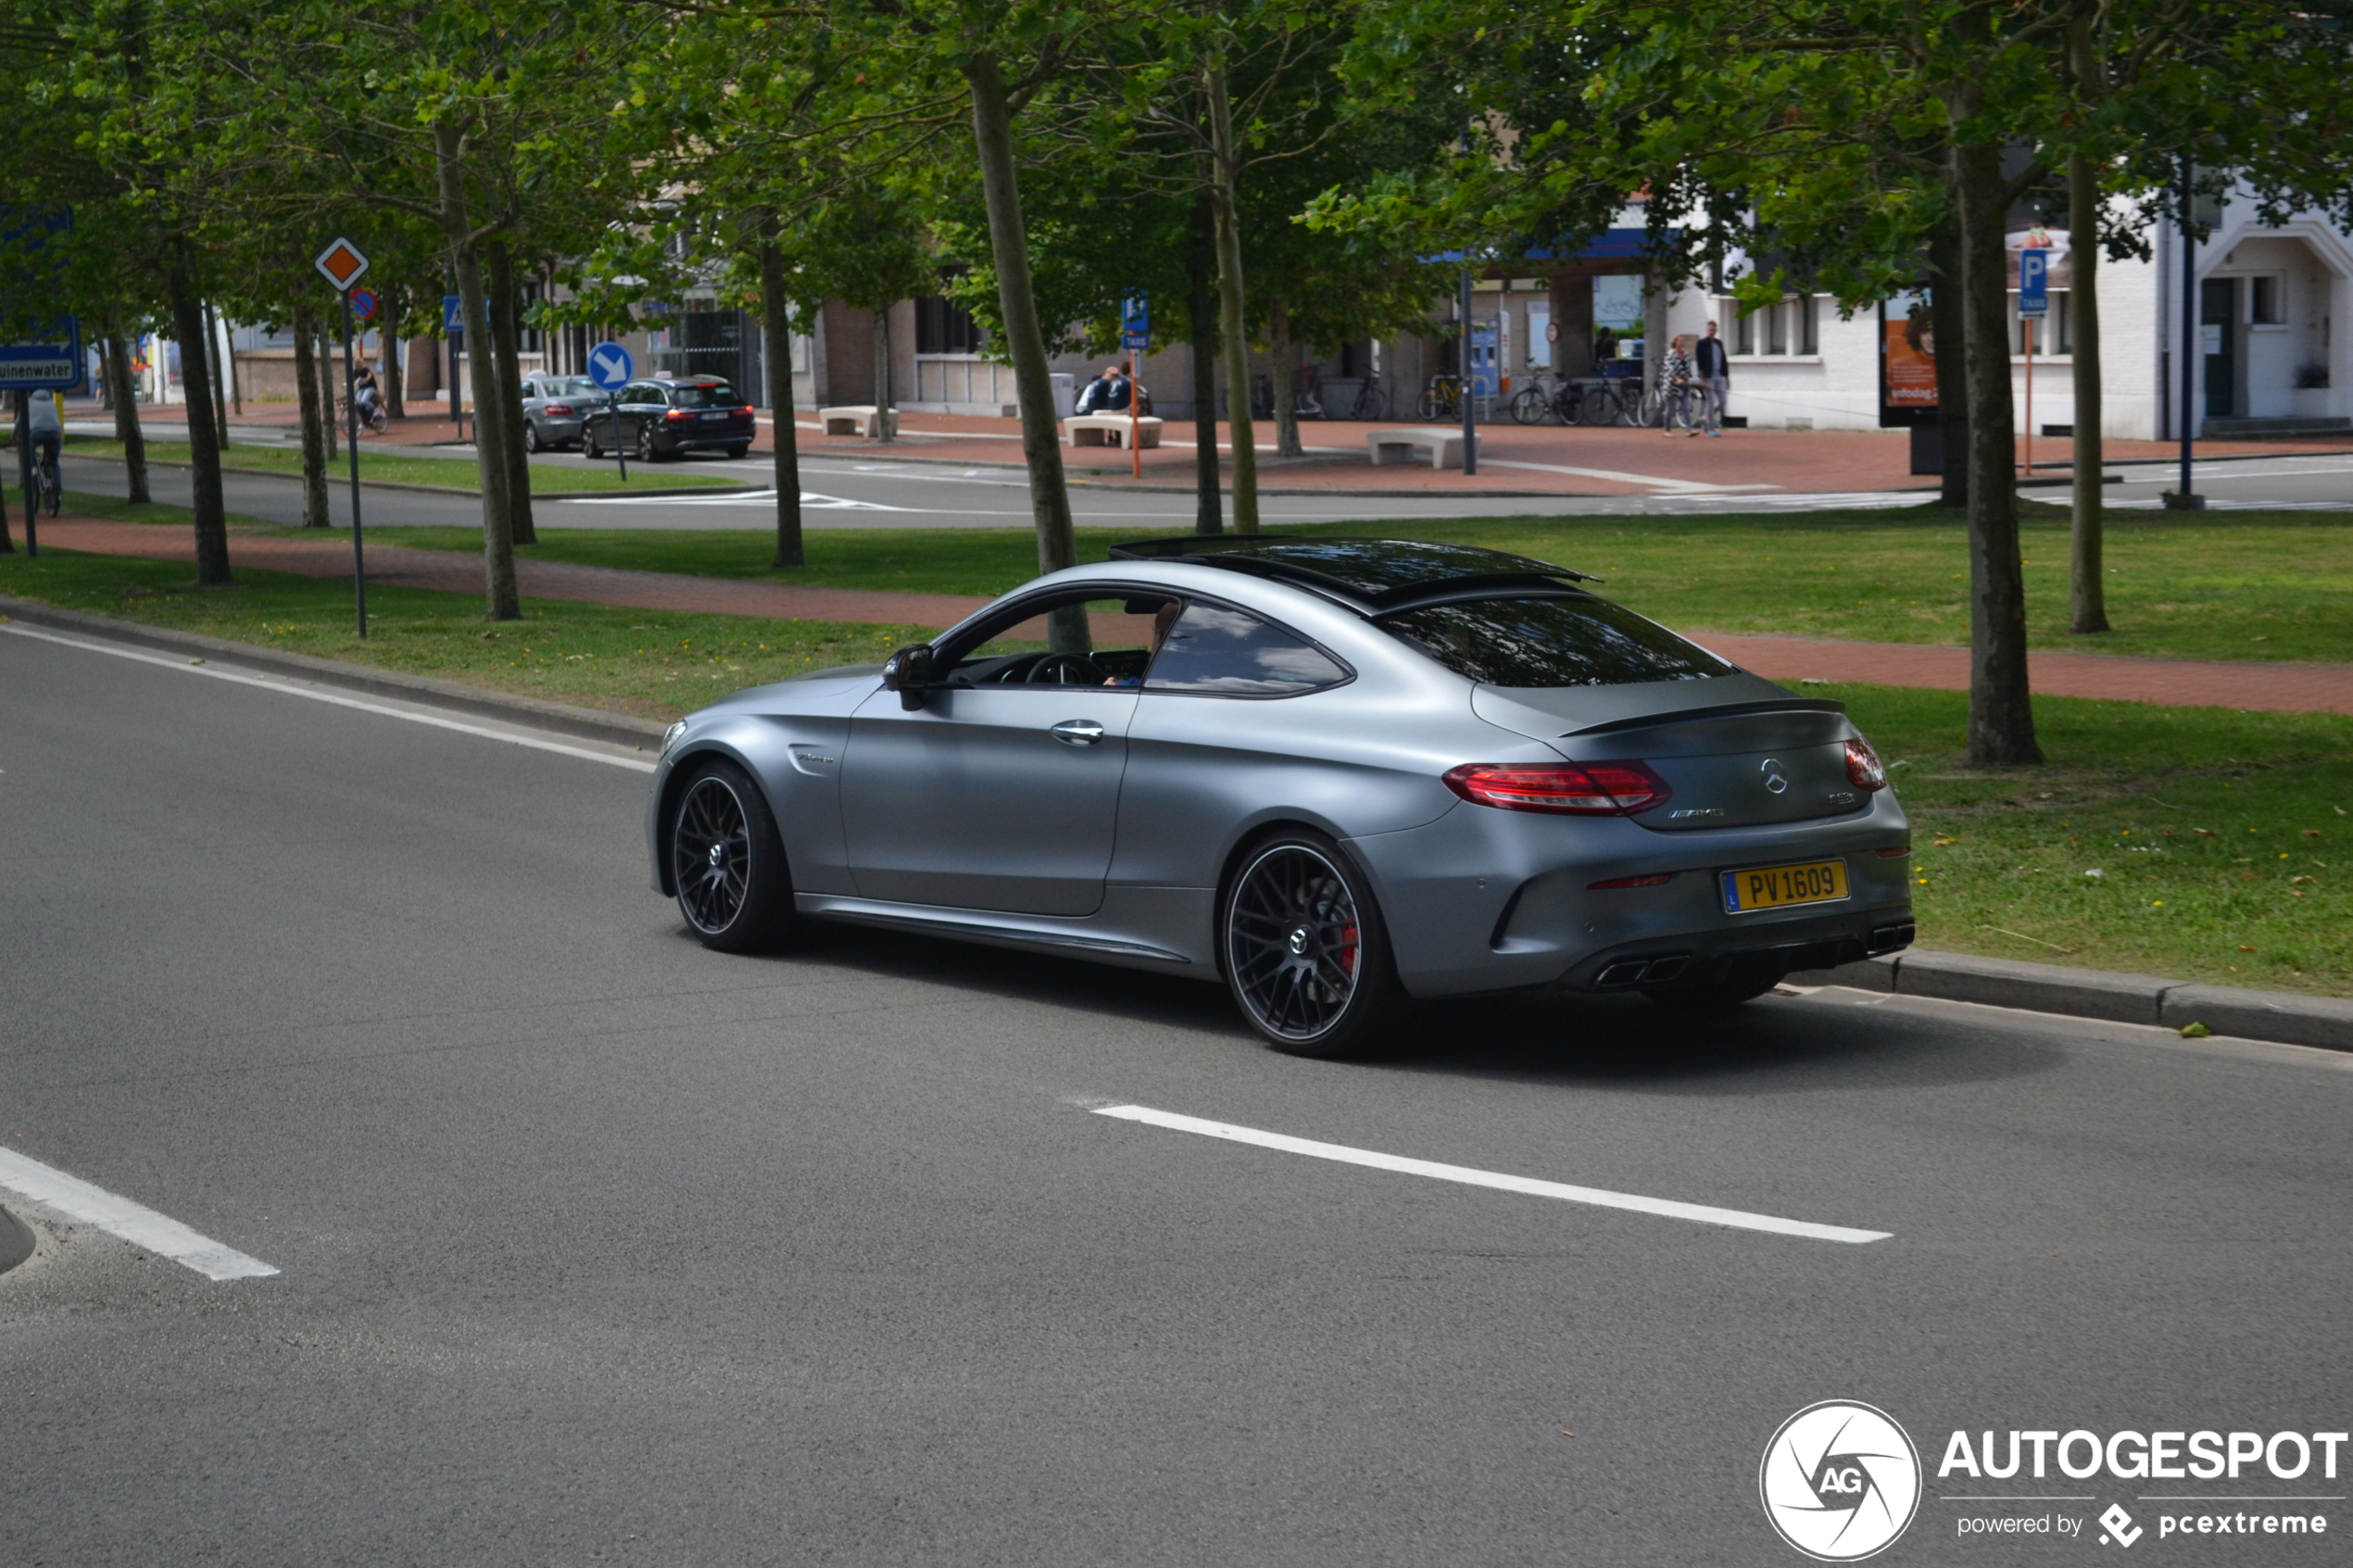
586,341,635,391
1121,294,1149,351
2018,249,2049,318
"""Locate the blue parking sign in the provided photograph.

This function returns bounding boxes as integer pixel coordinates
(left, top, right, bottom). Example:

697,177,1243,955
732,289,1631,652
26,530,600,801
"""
2018,249,2049,318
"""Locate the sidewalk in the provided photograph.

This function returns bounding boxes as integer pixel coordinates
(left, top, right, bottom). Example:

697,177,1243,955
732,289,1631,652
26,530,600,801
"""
32,515,2353,715
81,397,2353,501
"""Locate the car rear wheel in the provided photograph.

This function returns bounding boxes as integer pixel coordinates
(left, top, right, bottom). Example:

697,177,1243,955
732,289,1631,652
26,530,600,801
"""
724,443,749,459
523,421,544,454
669,759,799,952
1220,831,1401,1058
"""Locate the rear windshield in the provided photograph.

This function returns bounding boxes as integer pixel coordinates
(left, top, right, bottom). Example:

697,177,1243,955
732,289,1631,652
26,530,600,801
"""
671,383,741,408
1378,596,1731,687
547,377,598,397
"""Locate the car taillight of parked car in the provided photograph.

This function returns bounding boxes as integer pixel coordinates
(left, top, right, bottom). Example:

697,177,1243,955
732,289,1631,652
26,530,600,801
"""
1441,761,1672,816
665,408,693,421
545,403,575,416
1844,735,1888,791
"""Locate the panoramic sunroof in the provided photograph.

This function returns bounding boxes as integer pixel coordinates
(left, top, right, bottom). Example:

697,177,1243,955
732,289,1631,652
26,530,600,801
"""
1109,535,1592,599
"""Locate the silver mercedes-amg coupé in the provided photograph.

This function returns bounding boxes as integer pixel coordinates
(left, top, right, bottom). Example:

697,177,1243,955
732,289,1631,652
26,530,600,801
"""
647,536,1914,1056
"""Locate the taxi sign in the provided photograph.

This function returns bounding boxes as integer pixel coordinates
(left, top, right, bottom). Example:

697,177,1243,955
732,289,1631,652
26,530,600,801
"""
314,237,371,293
1121,294,1150,351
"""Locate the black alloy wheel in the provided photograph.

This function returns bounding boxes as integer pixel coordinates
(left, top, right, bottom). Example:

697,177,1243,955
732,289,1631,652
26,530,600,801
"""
669,759,798,952
1221,832,1401,1057
637,422,660,462
584,420,604,458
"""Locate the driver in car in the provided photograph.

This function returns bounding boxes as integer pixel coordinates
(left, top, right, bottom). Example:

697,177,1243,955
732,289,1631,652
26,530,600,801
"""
1104,600,1183,685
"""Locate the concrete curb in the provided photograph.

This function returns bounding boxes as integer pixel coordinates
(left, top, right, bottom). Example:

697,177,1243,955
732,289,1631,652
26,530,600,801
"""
1786,948,2353,1052
0,1204,32,1275
104,456,756,502
0,596,669,753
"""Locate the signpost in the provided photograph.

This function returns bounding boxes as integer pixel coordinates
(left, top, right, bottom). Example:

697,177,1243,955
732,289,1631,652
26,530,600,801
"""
2018,247,2048,474
586,340,635,483
2,325,82,558
314,237,371,636
1121,295,1149,477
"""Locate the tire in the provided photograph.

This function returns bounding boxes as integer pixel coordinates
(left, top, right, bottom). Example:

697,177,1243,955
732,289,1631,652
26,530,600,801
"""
637,423,660,463
668,759,799,953
1634,388,1665,428
1414,388,1440,420
1220,830,1403,1058
1350,385,1387,421
724,443,749,459
1508,388,1545,425
584,422,604,459
524,421,544,454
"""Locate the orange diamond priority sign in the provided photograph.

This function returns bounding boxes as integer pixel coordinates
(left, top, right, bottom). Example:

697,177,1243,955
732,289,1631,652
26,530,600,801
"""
313,237,371,293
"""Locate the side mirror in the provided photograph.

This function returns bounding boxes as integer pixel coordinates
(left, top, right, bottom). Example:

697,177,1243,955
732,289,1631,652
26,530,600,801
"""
882,644,936,709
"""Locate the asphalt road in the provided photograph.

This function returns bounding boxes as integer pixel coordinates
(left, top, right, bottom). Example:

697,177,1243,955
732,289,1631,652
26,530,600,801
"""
3,626,2348,1565
60,439,2353,533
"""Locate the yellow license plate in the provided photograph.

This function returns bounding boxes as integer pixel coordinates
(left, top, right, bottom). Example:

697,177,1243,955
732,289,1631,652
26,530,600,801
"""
1721,859,1849,914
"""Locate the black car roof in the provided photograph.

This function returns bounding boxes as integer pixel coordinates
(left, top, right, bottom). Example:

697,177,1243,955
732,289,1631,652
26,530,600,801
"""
1107,534,1597,609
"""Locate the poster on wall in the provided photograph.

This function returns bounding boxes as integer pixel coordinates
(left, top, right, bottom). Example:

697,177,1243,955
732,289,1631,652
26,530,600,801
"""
1880,289,1938,427
1592,274,1645,359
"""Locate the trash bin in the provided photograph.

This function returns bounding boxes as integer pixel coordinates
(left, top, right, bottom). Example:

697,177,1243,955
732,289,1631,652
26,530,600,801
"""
1909,415,1943,476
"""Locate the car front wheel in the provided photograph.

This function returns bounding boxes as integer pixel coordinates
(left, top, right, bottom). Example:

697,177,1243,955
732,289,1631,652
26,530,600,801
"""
1220,831,1402,1058
584,422,604,458
637,424,660,462
669,759,798,952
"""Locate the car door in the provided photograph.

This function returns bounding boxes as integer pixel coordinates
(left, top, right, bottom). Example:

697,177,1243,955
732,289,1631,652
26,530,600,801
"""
837,593,1167,916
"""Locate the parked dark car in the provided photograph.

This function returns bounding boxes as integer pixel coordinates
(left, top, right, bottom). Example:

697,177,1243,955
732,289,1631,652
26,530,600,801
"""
584,377,756,461
519,374,600,452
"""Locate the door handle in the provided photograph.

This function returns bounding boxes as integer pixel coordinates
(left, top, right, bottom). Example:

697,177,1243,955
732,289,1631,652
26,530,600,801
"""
1050,719,1106,746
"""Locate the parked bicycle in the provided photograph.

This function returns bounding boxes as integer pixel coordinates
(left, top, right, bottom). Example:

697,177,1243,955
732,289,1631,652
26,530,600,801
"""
1347,373,1389,420
1508,371,1561,424
32,439,62,516
1559,379,1623,427
1415,374,1465,420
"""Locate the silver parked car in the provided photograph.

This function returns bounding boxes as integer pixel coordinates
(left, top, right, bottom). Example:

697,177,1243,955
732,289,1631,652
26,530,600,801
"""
647,537,1913,1056
519,373,602,452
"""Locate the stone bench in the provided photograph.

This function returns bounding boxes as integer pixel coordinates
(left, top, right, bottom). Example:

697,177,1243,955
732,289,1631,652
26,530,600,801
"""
1066,413,1163,449
818,406,897,438
1367,426,1474,470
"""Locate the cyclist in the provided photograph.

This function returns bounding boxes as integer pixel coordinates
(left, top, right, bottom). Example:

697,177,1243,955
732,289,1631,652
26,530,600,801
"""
14,389,63,511
351,362,384,421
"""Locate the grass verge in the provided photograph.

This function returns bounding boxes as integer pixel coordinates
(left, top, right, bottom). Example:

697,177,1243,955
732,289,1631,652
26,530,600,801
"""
0,548,925,722
58,435,744,493
271,508,2353,665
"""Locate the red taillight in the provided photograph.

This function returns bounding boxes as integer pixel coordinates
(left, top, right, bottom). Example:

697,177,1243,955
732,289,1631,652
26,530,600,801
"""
1442,761,1671,816
1845,735,1887,791
738,406,755,417
665,408,693,421
545,403,575,416
1589,872,1675,889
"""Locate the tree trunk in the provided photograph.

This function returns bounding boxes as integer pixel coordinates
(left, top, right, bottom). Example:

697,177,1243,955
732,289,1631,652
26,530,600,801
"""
434,117,521,621
292,298,331,527
1952,136,2041,766
383,289,406,420
1269,297,1302,458
1929,213,1969,510
873,303,895,444
963,52,1085,651
2065,24,2108,634
1188,195,1221,533
488,243,536,546
106,329,152,504
160,236,232,586
760,232,806,568
1204,56,1260,535
314,317,338,462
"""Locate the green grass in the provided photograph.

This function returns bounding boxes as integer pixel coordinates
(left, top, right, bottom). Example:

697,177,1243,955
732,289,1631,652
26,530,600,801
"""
5,544,2346,995
60,435,745,494
294,508,2353,665
1831,683,2351,997
0,547,926,723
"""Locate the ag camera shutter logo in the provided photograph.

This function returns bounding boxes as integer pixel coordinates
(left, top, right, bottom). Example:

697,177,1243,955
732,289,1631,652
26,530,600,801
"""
1761,1400,1923,1561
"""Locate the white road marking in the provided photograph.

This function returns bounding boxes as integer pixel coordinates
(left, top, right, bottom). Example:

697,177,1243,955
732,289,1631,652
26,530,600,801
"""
0,1147,278,1281
1478,458,1781,494
1,624,657,772
1091,1103,1891,1243
559,487,920,510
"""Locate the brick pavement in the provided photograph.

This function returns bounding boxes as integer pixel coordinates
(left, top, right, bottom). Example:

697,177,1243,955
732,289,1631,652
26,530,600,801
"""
32,515,2353,716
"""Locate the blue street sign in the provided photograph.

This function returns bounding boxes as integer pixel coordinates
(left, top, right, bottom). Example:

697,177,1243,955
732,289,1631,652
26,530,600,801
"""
349,288,379,322
2018,249,2049,318
586,341,635,391
0,319,84,390
443,295,464,332
1121,294,1150,351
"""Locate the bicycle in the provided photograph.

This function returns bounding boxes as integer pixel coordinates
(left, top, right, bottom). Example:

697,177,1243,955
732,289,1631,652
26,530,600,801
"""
338,396,391,436
1347,373,1389,420
1509,371,1561,425
1415,374,1465,420
1555,379,1619,427
1293,363,1327,420
32,441,61,516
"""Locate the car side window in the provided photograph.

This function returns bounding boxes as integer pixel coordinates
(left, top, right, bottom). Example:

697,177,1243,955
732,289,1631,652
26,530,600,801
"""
1144,603,1349,697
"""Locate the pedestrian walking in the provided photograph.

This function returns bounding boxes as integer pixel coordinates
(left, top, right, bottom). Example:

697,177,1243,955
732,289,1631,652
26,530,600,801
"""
1659,334,1695,435
1692,320,1730,437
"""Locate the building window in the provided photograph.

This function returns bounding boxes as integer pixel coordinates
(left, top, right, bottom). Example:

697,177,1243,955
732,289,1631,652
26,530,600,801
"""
1725,296,1815,356
2008,292,2072,356
2251,275,2285,325
1731,304,1753,355
915,292,980,355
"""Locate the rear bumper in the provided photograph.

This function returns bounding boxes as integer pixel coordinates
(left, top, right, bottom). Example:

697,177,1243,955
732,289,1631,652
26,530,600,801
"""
1557,909,1913,994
